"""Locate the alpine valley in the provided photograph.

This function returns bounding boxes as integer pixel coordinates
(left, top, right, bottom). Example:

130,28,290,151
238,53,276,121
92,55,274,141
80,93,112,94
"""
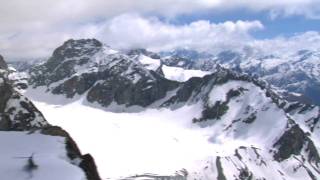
4,39,320,180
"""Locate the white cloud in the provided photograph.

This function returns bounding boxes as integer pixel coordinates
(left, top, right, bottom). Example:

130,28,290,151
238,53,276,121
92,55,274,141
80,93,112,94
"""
249,31,320,56
0,13,264,59
0,24,100,59
2,13,320,60
97,14,263,52
1,0,320,59
98,15,320,56
0,0,319,35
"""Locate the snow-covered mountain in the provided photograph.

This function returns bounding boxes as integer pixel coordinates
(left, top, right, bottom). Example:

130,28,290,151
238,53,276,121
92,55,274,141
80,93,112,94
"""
0,55,101,180
161,48,320,106
21,39,320,179
29,39,179,108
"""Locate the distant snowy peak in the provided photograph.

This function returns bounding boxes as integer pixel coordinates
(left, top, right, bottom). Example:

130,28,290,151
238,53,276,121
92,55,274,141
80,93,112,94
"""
160,48,213,60
161,55,195,69
8,58,45,72
127,48,160,59
161,47,320,105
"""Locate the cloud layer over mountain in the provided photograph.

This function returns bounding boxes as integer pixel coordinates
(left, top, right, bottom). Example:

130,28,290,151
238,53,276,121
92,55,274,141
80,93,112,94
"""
1,0,320,59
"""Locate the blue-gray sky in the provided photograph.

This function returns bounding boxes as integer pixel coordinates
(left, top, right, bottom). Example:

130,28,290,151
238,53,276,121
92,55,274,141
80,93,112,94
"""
0,0,320,59
173,10,320,38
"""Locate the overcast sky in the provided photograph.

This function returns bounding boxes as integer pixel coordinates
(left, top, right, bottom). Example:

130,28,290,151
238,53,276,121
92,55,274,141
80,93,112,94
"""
1,0,320,59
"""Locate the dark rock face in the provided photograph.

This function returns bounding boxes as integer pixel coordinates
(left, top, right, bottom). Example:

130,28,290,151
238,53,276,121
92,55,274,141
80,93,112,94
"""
0,76,12,113
196,102,229,122
273,124,320,164
216,157,227,180
194,87,246,123
87,71,178,107
29,39,103,87
80,154,101,180
52,73,98,98
273,125,305,161
0,55,8,69
162,76,205,106
242,113,256,124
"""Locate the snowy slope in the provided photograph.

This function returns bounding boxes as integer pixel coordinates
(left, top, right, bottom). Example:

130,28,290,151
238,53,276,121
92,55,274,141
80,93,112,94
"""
29,99,204,179
162,65,210,82
0,131,86,180
25,67,320,180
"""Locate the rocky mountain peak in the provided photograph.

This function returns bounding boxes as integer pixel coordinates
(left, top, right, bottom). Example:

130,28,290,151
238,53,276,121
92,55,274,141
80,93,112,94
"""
0,55,8,70
29,39,179,107
59,38,103,54
46,38,103,71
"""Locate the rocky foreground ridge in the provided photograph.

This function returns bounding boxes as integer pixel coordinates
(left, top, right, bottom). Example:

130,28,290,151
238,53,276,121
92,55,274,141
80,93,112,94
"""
0,55,101,180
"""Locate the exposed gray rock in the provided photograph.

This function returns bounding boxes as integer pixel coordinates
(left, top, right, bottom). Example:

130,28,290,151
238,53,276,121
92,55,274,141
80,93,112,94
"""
0,55,8,69
87,71,178,107
273,124,320,164
0,57,47,130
